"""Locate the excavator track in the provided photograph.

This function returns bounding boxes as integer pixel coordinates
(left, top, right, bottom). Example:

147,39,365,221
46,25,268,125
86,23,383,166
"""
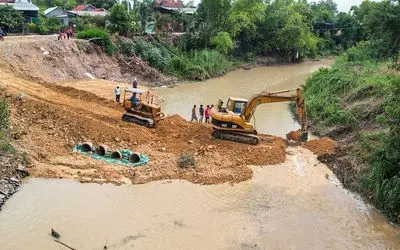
122,113,154,128
212,129,260,145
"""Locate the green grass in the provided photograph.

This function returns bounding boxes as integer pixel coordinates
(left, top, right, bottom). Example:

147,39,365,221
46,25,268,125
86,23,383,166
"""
118,38,232,80
0,98,14,154
303,40,400,223
76,28,116,55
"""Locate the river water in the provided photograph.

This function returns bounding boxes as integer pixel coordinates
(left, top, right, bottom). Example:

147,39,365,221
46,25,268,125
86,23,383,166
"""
1,59,399,249
158,59,331,137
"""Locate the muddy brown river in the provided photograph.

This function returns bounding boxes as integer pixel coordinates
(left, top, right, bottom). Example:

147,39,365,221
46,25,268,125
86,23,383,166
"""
1,60,399,249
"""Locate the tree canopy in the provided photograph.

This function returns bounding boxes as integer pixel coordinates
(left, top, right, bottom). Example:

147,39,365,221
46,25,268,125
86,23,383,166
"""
0,5,24,32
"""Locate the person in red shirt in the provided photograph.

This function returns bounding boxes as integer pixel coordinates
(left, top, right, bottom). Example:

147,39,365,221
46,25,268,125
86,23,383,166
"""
204,105,211,123
132,78,138,88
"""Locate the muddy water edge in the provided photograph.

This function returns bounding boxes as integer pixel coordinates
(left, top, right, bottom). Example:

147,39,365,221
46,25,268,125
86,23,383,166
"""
1,59,399,249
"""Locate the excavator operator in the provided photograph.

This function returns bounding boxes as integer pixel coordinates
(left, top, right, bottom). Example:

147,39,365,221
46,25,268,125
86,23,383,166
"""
130,93,139,107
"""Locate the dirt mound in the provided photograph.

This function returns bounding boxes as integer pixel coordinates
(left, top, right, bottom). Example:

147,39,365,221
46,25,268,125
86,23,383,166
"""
286,130,302,141
117,54,173,85
0,36,170,86
1,68,289,185
303,137,337,156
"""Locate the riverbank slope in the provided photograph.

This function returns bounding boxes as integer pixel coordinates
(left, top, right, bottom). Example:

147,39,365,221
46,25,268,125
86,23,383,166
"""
303,41,400,223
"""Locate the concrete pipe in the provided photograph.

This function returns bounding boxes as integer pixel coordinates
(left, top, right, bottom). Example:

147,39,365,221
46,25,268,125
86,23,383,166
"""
128,152,141,163
94,145,109,157
110,150,123,160
81,142,93,153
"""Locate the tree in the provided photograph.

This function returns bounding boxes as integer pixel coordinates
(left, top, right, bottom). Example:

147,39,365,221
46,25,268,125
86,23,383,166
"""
258,1,318,60
227,0,265,55
210,32,233,54
106,4,138,36
0,5,24,32
353,0,400,56
333,12,363,50
228,0,265,37
197,0,232,32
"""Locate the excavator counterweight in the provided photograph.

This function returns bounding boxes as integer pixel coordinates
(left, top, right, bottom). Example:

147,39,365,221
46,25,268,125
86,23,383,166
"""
210,88,308,145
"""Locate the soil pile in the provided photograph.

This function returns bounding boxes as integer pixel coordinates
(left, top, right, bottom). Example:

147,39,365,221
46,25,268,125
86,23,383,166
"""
286,130,302,141
1,69,288,185
0,36,170,86
303,137,337,156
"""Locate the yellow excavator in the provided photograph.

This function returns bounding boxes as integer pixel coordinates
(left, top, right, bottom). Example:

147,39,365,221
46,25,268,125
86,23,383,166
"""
210,88,308,145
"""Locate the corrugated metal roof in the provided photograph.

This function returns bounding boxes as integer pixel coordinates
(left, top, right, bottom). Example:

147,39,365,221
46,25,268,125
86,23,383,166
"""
0,1,39,11
159,6,197,14
44,6,58,15
67,10,107,17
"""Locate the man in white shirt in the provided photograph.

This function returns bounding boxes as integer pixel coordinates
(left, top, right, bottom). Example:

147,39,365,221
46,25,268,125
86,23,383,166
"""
115,86,121,103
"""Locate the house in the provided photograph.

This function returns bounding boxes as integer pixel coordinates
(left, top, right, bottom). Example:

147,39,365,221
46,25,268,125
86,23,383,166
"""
68,4,107,16
155,0,184,9
0,0,39,22
154,0,197,14
44,6,71,25
150,0,197,34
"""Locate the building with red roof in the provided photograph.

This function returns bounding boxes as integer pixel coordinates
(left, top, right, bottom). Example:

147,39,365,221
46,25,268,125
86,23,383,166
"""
155,0,184,9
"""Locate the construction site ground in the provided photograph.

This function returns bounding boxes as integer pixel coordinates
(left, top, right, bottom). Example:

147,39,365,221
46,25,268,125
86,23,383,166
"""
0,36,334,186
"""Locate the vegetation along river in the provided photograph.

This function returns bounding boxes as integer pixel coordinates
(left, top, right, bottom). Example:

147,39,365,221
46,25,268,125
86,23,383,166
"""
0,59,399,249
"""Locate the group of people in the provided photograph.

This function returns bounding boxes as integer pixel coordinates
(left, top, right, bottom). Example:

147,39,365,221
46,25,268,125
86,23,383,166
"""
191,104,214,123
58,27,75,40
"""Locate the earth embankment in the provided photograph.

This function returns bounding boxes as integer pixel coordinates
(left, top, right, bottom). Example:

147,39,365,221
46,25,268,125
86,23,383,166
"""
0,54,288,185
0,35,170,86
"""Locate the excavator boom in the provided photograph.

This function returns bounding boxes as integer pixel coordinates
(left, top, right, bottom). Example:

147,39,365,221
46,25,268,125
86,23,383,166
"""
242,88,307,130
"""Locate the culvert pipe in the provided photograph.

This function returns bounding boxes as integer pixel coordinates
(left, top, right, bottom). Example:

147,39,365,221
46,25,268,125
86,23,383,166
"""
81,142,93,153
128,152,141,163
110,150,123,160
94,145,109,157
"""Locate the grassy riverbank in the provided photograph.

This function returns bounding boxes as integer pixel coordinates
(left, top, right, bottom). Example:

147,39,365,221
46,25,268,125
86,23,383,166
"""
303,40,400,223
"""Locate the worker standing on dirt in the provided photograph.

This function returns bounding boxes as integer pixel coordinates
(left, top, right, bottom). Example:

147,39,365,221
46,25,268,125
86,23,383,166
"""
132,78,138,88
205,105,211,123
199,104,204,123
191,105,198,122
66,27,72,39
115,86,121,103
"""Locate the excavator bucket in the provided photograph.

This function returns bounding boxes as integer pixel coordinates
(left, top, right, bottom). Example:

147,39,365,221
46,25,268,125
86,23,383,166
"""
286,130,308,142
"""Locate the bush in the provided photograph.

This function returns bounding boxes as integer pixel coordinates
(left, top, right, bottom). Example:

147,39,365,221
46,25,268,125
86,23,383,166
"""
26,23,37,33
345,40,394,63
364,78,400,222
210,32,233,55
118,38,232,80
118,39,171,69
166,50,232,80
76,28,116,55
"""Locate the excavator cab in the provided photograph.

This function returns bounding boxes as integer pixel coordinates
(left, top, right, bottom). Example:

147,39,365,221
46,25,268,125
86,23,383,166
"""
220,97,248,114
